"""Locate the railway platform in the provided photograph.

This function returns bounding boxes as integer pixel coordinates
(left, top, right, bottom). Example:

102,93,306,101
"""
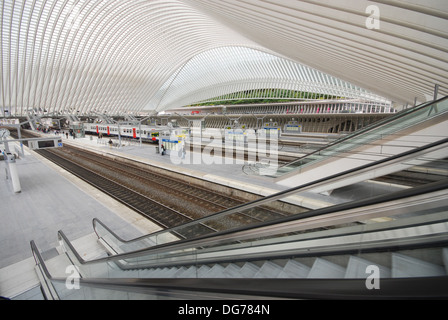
58,133,341,209
0,136,161,299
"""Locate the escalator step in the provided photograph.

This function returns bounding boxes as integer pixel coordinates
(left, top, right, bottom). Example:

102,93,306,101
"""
254,261,283,278
277,260,310,278
392,253,446,278
345,256,391,279
307,258,346,279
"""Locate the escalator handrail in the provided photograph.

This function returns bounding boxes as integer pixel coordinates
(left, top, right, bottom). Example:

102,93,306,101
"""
30,240,64,300
36,273,448,300
92,135,448,248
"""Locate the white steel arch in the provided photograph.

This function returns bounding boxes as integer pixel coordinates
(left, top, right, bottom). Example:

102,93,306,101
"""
150,46,388,112
1,0,446,117
1,0,258,116
184,0,448,105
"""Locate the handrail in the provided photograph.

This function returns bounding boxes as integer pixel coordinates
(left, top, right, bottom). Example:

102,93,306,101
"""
30,240,64,300
93,136,448,248
31,241,55,280
33,274,448,300
274,95,448,171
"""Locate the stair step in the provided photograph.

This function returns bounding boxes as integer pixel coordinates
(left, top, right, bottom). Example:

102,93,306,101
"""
254,261,283,278
277,260,310,278
153,267,179,278
307,258,346,278
172,267,189,278
222,264,243,278
392,253,446,278
345,256,391,279
144,267,161,278
239,263,260,278
203,264,225,278
197,265,211,278
144,268,160,278
176,266,197,278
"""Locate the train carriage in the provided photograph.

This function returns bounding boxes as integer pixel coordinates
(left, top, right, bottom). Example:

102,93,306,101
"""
83,123,173,144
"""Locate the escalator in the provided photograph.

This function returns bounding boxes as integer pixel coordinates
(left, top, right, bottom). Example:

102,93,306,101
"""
272,96,448,190
30,137,448,299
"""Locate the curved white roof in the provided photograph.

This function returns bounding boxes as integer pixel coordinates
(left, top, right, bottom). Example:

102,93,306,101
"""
1,0,447,116
151,46,389,111
184,0,448,105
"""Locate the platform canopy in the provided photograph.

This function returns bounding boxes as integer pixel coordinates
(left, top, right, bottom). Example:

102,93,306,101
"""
0,0,447,116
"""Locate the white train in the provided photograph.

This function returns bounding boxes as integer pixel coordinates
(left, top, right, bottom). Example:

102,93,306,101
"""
83,123,168,143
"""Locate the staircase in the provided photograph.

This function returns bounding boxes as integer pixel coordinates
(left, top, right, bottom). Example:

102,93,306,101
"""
118,248,448,280
21,234,447,300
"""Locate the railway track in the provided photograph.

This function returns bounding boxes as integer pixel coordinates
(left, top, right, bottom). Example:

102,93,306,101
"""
9,129,306,239
52,145,300,220
36,149,214,239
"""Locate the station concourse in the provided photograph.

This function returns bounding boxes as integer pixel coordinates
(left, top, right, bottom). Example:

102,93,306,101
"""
0,0,447,300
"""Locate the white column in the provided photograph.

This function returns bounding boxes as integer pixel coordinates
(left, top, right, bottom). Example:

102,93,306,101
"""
5,152,21,193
